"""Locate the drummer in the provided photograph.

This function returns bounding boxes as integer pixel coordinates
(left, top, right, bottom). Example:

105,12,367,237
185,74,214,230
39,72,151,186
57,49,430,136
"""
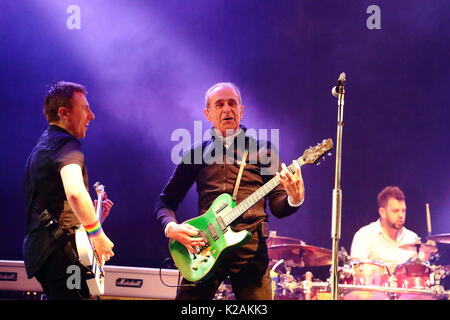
350,186,430,272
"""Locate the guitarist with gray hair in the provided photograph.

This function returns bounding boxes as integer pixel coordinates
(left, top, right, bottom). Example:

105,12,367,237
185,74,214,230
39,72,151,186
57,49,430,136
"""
155,82,305,300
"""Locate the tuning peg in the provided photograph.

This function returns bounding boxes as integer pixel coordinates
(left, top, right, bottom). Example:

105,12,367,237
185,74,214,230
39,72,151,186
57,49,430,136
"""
327,152,332,157
316,162,321,166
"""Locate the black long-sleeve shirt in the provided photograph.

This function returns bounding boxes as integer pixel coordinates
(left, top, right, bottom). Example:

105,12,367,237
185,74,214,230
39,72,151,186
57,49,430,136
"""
155,127,300,234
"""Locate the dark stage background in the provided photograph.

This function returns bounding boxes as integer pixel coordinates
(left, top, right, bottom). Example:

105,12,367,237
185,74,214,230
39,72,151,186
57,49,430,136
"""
1,0,449,274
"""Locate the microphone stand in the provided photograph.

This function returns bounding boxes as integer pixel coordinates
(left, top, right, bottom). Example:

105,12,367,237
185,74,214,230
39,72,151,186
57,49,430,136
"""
330,73,346,300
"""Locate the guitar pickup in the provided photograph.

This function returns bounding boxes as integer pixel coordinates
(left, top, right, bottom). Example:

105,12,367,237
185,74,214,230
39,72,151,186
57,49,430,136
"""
215,202,229,214
207,224,219,241
216,217,227,233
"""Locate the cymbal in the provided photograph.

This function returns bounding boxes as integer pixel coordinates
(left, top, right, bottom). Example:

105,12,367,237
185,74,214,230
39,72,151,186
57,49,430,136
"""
301,245,333,267
399,242,436,251
428,233,450,244
268,244,332,267
266,235,305,247
398,242,437,261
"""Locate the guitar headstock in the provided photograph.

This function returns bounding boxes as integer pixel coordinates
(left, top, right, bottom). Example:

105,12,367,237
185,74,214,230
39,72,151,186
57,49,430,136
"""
298,139,333,165
93,181,105,196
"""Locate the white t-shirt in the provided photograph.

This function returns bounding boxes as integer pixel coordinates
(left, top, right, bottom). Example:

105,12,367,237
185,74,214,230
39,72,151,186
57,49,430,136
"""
350,219,420,272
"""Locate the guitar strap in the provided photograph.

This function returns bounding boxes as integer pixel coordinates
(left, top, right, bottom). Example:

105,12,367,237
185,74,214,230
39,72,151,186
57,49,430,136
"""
232,138,249,202
231,138,270,239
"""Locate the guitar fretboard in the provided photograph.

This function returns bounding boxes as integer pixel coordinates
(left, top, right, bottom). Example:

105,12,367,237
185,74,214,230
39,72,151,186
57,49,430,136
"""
221,159,304,226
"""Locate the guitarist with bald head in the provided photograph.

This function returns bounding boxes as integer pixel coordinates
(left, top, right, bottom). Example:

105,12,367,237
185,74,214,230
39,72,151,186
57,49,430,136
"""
155,82,306,300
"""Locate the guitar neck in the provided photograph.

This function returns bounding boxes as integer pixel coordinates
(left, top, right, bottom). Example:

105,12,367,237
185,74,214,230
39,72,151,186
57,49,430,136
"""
221,159,305,226
95,191,104,221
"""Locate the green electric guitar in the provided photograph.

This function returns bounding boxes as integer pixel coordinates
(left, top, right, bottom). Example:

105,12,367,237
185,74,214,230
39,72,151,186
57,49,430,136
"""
169,138,333,282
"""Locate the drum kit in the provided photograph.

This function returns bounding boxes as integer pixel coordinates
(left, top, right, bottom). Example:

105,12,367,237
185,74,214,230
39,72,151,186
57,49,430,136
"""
213,231,450,300
266,232,450,300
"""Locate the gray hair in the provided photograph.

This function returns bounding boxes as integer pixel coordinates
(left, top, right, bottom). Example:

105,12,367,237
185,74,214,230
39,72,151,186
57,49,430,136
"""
204,82,242,108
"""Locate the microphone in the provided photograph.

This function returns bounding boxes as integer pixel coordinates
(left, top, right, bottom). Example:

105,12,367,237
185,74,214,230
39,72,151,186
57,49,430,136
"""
331,72,346,97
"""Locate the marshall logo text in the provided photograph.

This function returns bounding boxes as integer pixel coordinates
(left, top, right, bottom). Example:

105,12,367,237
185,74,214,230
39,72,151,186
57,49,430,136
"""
0,272,18,281
116,278,143,288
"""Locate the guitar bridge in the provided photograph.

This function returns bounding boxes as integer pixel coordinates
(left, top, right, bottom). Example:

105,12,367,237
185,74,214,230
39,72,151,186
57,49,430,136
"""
199,231,209,247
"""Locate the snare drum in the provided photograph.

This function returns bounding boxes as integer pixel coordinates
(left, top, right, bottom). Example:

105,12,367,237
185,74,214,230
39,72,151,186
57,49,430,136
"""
343,260,390,300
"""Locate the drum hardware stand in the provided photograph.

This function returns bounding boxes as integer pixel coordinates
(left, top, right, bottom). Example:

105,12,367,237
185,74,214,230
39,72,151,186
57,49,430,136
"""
413,242,423,260
429,267,449,300
388,292,399,300
431,265,446,289
301,271,314,300
387,276,399,300
281,265,295,296
330,72,346,300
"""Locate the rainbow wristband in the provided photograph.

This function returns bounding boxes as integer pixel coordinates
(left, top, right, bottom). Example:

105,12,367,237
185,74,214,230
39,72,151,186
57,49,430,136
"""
84,220,103,237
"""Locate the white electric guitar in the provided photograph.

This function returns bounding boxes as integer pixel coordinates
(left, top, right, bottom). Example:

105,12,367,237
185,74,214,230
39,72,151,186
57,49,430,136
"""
74,181,105,296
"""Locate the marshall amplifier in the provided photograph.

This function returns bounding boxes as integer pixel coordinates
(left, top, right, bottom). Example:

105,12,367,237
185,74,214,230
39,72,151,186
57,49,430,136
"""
0,260,178,299
102,264,178,299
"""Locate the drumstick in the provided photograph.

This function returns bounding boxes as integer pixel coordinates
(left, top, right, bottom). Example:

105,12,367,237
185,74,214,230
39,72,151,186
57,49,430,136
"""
425,203,432,236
